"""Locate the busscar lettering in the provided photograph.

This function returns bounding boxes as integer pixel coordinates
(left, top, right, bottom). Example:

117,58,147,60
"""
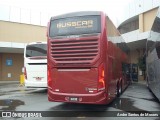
57,20,93,28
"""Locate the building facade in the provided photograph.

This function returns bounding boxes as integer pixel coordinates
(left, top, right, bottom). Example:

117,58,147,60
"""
0,0,160,81
118,0,160,81
0,21,46,81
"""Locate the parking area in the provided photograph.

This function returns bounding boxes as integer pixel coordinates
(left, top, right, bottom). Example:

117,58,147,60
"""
0,81,160,120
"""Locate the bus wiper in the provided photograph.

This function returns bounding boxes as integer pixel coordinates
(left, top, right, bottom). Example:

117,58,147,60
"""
28,56,47,59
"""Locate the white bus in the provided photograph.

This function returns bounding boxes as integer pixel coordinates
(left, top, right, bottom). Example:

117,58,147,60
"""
24,42,47,88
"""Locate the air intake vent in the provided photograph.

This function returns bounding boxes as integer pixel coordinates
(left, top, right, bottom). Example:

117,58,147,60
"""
51,39,98,65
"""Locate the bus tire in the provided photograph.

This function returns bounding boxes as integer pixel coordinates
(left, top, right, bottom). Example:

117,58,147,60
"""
119,81,122,94
117,83,120,97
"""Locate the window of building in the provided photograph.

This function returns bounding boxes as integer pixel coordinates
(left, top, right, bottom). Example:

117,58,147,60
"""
118,18,139,34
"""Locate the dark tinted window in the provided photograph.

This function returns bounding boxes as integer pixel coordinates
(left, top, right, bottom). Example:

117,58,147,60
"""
152,17,160,33
49,15,101,37
26,44,47,57
147,17,160,52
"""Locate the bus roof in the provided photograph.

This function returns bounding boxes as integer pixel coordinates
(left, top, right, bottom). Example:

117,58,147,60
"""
51,11,102,20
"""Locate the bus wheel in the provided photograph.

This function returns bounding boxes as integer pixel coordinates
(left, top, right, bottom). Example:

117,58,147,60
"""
117,83,120,97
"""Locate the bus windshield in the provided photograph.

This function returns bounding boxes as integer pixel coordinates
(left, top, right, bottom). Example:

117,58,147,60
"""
26,44,47,57
49,15,101,37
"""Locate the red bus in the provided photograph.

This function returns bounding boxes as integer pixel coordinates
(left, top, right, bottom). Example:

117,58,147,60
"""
47,11,130,104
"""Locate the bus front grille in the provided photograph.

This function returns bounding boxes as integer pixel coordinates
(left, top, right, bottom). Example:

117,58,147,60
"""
51,39,98,65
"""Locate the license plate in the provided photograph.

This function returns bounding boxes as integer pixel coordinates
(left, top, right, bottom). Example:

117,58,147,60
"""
69,97,78,101
33,77,43,81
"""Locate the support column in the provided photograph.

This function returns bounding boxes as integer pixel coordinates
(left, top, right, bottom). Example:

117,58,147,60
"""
139,14,144,33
